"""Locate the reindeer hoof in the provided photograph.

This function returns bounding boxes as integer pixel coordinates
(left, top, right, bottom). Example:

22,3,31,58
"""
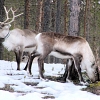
79,81,89,86
66,79,72,83
17,68,20,70
27,71,33,77
23,68,27,70
56,77,66,83
40,77,49,82
28,74,33,77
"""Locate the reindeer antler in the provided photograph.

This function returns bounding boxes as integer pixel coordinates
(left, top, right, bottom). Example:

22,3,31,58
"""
3,6,11,23
0,6,23,25
4,7,23,25
0,6,11,24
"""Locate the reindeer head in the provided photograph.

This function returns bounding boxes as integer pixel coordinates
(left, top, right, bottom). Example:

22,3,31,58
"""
0,6,23,38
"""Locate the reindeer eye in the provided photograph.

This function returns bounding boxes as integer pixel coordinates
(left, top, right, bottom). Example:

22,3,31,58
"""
93,71,97,76
95,71,97,74
22,57,25,59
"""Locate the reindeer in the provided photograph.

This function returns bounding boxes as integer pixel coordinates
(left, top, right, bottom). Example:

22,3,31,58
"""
25,32,99,84
0,6,37,70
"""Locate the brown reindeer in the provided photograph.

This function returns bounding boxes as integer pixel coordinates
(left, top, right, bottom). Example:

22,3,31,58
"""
25,32,99,84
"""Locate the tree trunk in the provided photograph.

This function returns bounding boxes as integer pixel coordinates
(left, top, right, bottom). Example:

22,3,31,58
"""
64,0,68,35
42,0,50,63
67,0,81,80
0,0,5,21
68,0,81,36
36,0,43,32
55,0,61,33
54,0,62,63
24,0,30,29
49,1,56,63
84,0,88,38
42,0,50,32
0,0,5,60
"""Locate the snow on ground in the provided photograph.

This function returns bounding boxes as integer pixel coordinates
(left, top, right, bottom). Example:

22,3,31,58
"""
0,60,100,100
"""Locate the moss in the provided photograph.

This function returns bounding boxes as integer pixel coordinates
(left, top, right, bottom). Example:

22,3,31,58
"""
82,82,100,95
89,81,100,87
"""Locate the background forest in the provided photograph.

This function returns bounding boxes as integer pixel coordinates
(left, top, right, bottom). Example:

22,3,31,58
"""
0,0,100,63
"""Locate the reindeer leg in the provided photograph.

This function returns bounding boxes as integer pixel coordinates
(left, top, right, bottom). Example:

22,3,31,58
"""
61,59,69,82
73,55,84,84
38,48,51,80
63,59,74,82
70,62,78,81
61,59,72,82
24,63,28,70
38,56,44,79
23,55,30,70
28,54,35,75
57,59,72,82
14,50,22,70
66,59,73,82
27,53,40,75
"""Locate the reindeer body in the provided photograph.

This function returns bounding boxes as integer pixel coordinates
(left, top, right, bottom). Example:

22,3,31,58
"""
31,32,99,83
38,33,84,53
3,28,36,51
36,32,93,66
2,28,37,70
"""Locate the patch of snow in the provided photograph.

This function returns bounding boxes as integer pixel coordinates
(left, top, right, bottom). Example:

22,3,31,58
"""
0,60,100,100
